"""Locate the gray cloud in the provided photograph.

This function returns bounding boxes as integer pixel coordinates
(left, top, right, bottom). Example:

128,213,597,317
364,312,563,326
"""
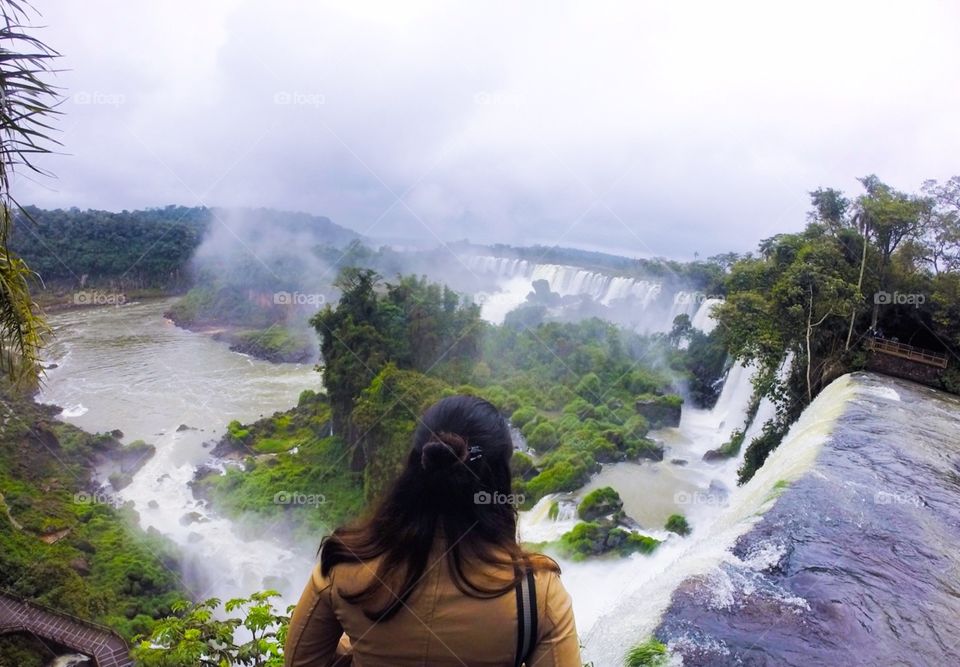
16,0,960,259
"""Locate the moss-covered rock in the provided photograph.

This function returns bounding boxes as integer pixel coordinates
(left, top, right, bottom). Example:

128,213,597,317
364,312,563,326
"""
577,486,624,521
559,521,660,560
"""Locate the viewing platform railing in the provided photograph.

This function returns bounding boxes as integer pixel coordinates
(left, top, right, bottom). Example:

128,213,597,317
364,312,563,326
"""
866,338,949,369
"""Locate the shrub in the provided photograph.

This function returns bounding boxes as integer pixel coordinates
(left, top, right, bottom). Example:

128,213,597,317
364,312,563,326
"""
510,451,535,478
520,416,545,439
626,638,669,667
665,513,691,536
625,369,664,395
575,373,602,403
510,406,538,429
544,385,575,411
622,414,650,440
587,437,619,462
563,397,595,420
297,389,317,406
527,423,559,452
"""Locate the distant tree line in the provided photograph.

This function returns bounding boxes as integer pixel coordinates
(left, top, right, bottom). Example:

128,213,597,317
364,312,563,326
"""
11,205,209,289
10,205,361,292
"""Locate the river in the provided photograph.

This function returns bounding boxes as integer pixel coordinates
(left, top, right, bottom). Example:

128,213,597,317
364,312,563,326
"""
36,298,321,603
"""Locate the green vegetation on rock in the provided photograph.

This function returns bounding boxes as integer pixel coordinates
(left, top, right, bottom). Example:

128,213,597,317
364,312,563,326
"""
665,513,691,536
559,521,660,560
626,638,670,667
578,486,624,521
194,391,363,540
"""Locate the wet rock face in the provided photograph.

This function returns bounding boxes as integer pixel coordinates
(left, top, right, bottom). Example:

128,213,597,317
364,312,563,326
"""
635,396,682,428
654,375,960,666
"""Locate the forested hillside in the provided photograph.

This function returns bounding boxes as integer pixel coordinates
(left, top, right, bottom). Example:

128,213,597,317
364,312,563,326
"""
10,205,359,291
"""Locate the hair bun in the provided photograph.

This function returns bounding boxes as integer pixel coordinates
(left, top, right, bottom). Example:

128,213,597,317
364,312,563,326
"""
421,431,468,471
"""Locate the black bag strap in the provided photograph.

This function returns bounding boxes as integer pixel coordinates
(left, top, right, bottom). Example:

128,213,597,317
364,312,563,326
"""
514,568,538,667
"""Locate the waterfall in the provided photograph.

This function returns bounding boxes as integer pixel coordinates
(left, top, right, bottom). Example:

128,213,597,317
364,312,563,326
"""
690,297,724,334
518,495,579,543
47,656,91,667
651,373,960,664
582,374,856,665
464,255,697,330
676,360,757,459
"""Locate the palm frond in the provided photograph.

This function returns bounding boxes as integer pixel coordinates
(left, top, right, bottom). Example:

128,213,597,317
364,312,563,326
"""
0,0,60,385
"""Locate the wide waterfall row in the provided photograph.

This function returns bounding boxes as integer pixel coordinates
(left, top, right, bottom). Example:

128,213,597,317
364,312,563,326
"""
465,254,718,332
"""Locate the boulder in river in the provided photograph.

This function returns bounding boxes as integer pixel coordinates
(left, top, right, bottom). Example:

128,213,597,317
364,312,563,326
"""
179,511,208,526
635,393,683,428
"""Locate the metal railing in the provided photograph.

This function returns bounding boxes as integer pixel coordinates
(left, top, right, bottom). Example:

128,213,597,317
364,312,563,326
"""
866,338,949,369
0,590,133,667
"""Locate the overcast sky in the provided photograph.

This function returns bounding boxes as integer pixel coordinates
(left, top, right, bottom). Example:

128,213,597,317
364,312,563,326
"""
16,0,960,259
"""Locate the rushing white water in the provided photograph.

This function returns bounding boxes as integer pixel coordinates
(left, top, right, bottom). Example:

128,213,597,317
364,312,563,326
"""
509,296,762,644
518,495,579,543
466,255,700,330
581,374,855,665
654,374,960,665
689,297,724,334
47,655,90,667
37,299,321,604
513,355,762,642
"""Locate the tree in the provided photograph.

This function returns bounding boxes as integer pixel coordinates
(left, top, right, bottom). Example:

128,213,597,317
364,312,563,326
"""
776,238,857,402
0,0,60,384
311,268,482,463
717,227,857,403
132,592,289,667
853,176,930,332
808,187,849,229
920,177,960,274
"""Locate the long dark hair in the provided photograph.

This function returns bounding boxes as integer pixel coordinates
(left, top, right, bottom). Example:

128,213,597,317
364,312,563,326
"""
319,394,558,621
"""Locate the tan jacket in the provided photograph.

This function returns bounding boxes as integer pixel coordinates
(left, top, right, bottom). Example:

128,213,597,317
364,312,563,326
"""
284,551,581,667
